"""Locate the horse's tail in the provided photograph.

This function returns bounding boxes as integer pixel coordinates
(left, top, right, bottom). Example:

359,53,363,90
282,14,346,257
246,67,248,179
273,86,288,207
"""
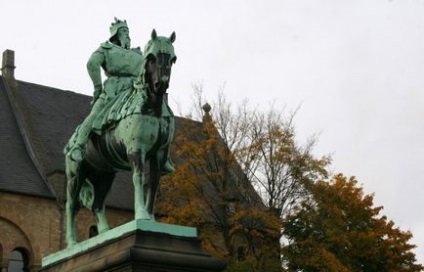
66,155,97,210
79,180,95,210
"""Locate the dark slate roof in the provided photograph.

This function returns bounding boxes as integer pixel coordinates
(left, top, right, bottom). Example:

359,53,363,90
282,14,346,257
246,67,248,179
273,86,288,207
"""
0,77,54,198
16,80,91,175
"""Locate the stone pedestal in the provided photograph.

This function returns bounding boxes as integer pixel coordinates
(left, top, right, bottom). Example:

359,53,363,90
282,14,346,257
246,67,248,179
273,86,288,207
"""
41,220,226,272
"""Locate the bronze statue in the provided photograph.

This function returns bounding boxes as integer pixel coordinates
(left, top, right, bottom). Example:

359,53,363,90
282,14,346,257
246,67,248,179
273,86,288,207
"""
64,19,177,246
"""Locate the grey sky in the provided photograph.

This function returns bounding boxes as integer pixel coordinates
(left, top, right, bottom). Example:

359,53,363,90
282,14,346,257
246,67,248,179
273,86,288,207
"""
1,0,423,263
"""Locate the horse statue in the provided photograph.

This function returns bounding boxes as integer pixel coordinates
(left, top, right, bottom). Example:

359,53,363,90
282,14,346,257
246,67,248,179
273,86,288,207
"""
65,30,177,246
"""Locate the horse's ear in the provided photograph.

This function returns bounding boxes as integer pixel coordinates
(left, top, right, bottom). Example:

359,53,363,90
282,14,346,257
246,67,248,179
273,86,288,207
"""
169,32,176,43
151,29,157,40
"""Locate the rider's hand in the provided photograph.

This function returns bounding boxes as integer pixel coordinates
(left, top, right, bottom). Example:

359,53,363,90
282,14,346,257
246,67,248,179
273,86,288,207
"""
91,86,102,105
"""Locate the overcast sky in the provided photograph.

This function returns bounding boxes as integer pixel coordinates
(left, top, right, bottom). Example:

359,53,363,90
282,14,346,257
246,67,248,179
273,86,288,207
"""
1,0,423,263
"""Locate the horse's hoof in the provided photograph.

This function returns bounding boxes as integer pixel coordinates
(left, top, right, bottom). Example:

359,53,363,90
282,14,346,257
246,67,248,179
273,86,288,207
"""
136,211,151,220
162,161,175,174
67,240,77,247
99,227,110,234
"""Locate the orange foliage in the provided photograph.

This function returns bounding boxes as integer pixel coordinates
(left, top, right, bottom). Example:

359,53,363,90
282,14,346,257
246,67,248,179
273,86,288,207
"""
282,174,423,272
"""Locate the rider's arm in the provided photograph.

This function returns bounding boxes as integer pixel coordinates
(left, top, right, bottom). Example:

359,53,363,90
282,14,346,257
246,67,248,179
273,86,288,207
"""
87,47,105,104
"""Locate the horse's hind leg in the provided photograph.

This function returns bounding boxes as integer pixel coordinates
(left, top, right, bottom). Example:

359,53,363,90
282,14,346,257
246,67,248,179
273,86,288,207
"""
65,158,82,246
91,172,116,234
94,204,109,234
128,151,150,220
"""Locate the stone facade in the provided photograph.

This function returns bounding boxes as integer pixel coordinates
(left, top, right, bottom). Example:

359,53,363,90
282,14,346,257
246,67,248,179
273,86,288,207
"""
0,191,133,271
0,193,59,271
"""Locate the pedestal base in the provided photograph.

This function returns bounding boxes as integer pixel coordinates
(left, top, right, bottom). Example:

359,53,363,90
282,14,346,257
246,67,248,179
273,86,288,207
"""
41,220,226,272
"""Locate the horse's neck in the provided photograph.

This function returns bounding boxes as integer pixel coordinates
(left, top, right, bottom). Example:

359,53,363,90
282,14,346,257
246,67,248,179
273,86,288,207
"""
149,92,161,106
145,92,170,117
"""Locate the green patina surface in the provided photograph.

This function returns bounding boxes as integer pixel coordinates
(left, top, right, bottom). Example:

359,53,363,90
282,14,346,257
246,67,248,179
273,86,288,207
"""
63,18,179,247
64,17,144,157
42,220,197,267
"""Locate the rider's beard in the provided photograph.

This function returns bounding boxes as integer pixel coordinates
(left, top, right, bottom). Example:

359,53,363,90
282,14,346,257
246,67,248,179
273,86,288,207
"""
120,37,131,49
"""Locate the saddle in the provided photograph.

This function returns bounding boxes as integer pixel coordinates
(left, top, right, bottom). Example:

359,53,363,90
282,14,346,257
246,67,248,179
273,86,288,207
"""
92,88,147,135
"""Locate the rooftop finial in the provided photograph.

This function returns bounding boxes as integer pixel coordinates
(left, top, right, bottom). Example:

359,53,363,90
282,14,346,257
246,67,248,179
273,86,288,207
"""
202,103,211,114
202,103,212,125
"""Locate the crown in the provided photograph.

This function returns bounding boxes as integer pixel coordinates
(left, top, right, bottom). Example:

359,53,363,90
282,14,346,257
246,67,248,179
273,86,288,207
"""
109,17,128,38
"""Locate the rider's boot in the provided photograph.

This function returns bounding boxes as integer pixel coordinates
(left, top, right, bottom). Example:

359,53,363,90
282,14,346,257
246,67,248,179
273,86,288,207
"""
68,127,90,162
69,144,85,162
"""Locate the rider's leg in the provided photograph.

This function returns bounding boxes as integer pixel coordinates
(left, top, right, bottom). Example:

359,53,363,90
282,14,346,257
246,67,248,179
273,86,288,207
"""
68,98,105,161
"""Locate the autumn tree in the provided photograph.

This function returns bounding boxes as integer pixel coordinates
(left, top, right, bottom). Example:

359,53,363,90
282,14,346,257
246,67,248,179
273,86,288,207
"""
282,174,423,272
238,105,330,218
159,88,275,270
157,86,329,271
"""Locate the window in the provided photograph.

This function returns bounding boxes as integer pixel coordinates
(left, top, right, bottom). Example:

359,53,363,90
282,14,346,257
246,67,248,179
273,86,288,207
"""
8,248,29,272
89,225,98,238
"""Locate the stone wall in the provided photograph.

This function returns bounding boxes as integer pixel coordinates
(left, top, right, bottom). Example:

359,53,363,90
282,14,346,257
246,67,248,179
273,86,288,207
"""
0,191,133,272
0,192,59,271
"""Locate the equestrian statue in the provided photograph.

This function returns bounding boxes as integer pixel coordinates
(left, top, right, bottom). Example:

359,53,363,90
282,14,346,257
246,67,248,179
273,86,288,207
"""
63,18,177,246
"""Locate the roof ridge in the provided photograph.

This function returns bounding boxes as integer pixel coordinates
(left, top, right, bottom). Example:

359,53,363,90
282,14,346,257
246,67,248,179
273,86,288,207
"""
16,79,90,98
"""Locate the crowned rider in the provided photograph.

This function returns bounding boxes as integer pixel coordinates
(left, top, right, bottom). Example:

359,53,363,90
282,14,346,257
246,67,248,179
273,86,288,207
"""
65,18,142,161
65,18,174,173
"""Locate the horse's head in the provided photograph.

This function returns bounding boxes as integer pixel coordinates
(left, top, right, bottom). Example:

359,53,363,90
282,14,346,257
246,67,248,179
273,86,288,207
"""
143,29,177,95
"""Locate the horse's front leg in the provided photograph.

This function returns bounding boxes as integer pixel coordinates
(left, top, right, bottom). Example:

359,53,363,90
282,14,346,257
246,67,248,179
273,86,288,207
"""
146,151,165,220
129,151,150,220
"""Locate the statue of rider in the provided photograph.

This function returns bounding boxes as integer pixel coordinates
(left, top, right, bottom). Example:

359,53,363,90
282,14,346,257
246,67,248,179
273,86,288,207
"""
64,18,175,173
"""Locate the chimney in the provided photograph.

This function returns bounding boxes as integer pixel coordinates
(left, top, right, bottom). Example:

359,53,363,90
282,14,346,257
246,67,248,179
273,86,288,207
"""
1,49,15,79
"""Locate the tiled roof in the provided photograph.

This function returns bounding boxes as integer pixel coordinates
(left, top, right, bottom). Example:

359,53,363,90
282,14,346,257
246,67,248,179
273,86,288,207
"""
0,77,54,198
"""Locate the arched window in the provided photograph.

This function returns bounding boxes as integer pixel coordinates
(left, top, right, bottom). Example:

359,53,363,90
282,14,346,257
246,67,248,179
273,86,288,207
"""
8,248,29,272
89,225,98,238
